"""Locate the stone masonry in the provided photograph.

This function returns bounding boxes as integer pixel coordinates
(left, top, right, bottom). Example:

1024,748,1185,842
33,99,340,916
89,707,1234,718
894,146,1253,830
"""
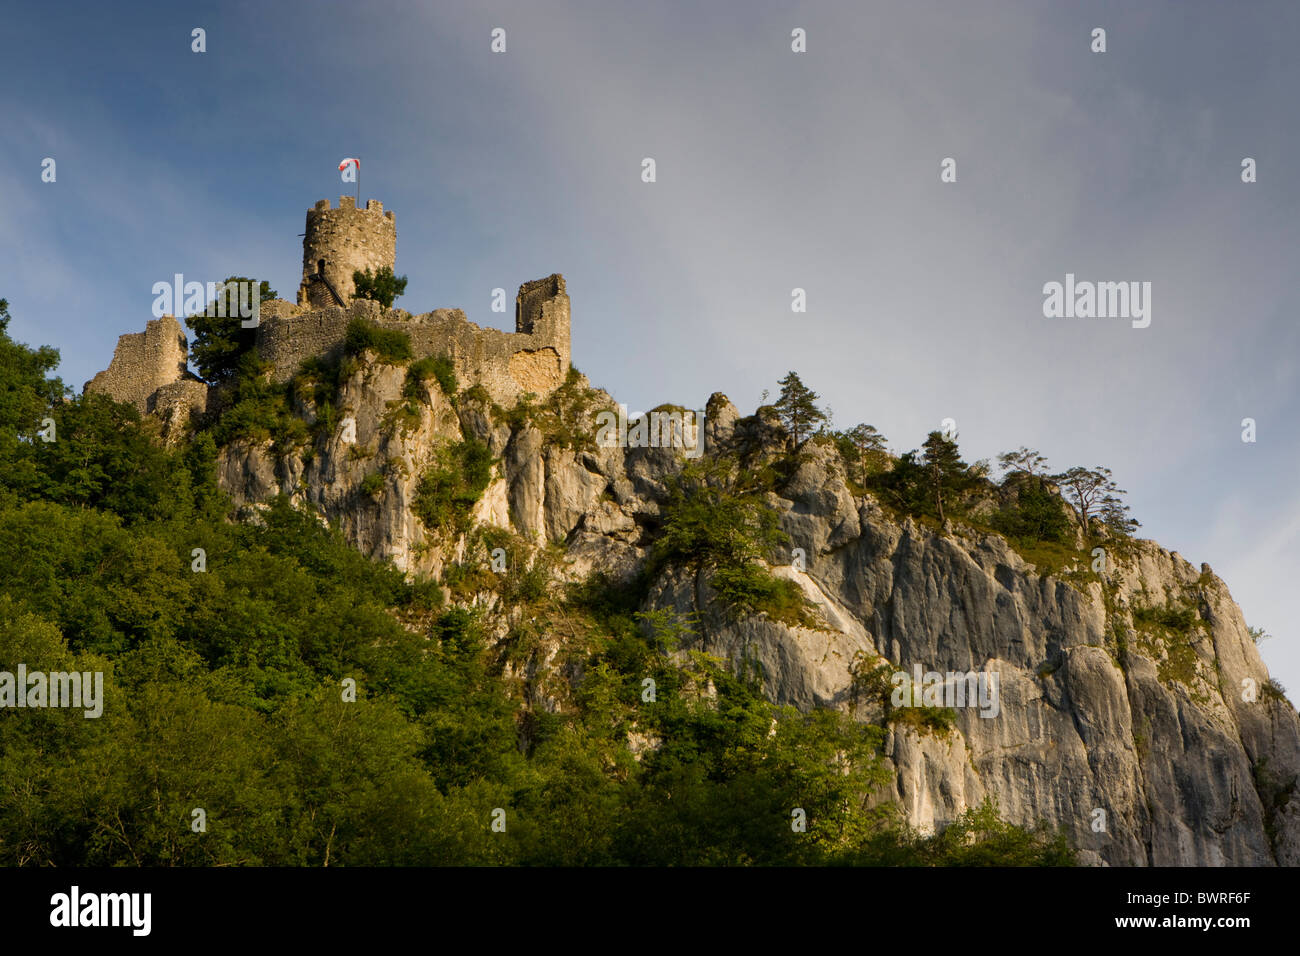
86,198,571,424
298,198,396,308
85,314,209,436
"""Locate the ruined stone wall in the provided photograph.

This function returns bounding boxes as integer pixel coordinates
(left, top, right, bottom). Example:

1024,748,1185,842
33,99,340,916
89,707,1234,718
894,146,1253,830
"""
516,274,570,371
257,302,359,377
260,276,571,405
298,198,396,308
150,378,210,442
404,308,564,402
85,314,190,411
84,313,209,437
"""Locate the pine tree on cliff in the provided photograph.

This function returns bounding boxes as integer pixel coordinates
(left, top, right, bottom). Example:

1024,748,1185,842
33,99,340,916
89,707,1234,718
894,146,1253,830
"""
921,430,971,525
1052,465,1138,538
773,371,827,446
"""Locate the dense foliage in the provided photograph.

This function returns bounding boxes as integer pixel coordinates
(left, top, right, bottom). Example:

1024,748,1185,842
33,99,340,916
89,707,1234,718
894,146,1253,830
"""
406,355,457,398
413,438,494,535
344,317,413,363
650,458,813,625
185,278,276,384
351,267,408,309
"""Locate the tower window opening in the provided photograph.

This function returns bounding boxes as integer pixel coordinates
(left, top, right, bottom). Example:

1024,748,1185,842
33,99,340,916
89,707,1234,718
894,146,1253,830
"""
318,259,326,275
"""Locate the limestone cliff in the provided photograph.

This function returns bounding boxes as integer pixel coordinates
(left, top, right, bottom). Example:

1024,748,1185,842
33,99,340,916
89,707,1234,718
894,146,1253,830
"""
215,356,1300,866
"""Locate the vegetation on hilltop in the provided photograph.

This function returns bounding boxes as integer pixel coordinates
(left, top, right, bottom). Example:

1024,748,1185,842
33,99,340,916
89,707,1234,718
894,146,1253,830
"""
766,369,1138,563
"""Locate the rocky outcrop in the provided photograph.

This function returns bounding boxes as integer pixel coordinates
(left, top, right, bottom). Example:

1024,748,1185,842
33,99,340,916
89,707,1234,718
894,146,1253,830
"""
215,374,1300,866
665,436,1300,866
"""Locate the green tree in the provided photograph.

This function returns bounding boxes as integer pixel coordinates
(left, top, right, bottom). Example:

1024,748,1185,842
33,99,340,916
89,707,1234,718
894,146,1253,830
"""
834,423,890,484
185,277,276,384
1052,465,1137,538
652,458,808,622
0,298,67,501
413,439,494,534
29,392,183,523
921,430,972,525
352,267,408,309
1099,489,1140,537
991,475,1071,543
773,371,827,446
997,446,1049,477
653,459,787,573
847,423,887,456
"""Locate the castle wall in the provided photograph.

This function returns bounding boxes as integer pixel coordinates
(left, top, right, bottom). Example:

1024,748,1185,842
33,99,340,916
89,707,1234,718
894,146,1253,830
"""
298,198,396,308
516,274,571,371
257,303,357,376
257,278,570,405
404,308,565,402
150,377,210,441
85,314,190,411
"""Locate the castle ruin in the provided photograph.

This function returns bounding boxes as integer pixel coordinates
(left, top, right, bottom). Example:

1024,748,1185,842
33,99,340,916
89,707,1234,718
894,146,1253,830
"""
86,197,571,428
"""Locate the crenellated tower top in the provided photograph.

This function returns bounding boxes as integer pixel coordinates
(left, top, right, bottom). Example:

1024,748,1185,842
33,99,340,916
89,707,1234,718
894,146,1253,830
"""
298,197,397,308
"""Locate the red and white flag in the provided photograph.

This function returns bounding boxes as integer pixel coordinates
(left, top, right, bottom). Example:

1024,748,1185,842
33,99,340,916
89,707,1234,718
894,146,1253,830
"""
338,157,360,172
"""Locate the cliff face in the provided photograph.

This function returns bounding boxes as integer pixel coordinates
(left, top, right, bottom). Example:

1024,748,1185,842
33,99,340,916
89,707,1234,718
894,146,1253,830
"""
216,360,1300,866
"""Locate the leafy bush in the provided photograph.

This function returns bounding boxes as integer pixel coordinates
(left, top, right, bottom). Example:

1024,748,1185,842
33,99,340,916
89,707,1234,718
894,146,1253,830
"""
359,472,385,499
888,704,959,737
1261,679,1290,705
501,369,608,453
1133,602,1198,633
351,266,408,308
209,352,308,453
991,476,1071,543
653,459,786,570
344,318,412,363
848,653,896,716
652,458,815,625
1130,598,1203,687
462,384,491,405
406,355,457,398
441,527,515,602
412,439,494,535
709,563,808,626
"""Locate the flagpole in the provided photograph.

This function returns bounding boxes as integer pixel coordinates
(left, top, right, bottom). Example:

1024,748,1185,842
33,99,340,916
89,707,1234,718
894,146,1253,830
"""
357,158,361,204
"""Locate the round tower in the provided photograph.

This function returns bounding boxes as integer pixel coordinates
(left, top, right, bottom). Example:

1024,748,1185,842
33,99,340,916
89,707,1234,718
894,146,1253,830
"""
298,197,397,309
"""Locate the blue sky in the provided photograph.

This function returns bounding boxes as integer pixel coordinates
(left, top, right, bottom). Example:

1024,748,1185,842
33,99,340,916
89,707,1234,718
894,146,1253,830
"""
2,0,1297,694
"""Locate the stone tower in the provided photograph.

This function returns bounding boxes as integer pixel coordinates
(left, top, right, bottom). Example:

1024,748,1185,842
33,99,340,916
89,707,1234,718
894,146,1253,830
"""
516,274,571,371
298,197,397,309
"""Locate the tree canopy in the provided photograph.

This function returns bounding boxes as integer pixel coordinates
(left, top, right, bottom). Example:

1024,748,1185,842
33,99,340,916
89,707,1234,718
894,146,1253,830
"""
352,266,408,309
185,277,277,384
773,371,828,446
1052,465,1138,537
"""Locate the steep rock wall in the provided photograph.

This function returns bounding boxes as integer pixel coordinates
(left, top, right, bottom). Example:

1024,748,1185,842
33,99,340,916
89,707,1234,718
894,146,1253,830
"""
215,380,1300,865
